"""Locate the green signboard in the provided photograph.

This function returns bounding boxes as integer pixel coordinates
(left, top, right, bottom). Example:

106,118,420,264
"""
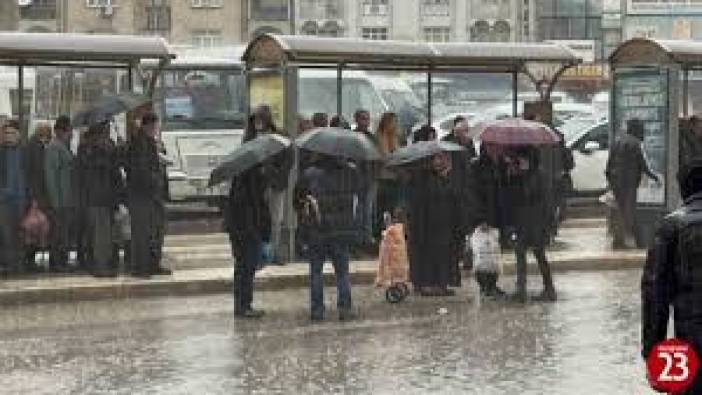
613,67,669,206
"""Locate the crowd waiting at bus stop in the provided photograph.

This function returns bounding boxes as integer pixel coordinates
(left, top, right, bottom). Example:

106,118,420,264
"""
0,111,171,279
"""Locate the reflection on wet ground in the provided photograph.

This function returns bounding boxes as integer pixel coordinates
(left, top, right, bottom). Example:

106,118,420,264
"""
0,270,653,394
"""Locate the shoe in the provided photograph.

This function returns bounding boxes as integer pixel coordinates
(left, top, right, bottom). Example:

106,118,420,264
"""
338,308,359,322
439,288,456,297
48,265,70,273
130,271,151,279
311,314,325,322
92,270,119,278
508,292,527,303
532,289,558,302
150,267,172,276
235,308,265,319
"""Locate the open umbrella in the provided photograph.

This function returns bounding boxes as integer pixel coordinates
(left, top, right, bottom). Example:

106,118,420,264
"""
475,118,561,146
296,127,382,161
386,140,465,167
72,92,151,127
208,133,291,187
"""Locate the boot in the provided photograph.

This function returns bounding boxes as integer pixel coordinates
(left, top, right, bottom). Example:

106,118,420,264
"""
511,247,528,303
535,250,557,302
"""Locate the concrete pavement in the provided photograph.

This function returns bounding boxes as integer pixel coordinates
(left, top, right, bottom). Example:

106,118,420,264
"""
0,218,646,305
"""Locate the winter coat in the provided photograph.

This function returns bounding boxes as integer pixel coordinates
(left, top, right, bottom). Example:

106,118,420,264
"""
224,166,271,243
44,138,75,209
294,159,362,244
473,155,499,228
606,133,657,192
498,166,550,248
441,132,480,232
407,167,462,288
642,191,702,394
76,138,122,208
266,147,293,192
124,133,165,201
0,143,28,206
25,136,48,208
680,128,702,170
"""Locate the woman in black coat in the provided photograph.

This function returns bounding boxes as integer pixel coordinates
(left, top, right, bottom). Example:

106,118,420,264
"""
497,147,556,302
407,152,462,296
225,165,271,318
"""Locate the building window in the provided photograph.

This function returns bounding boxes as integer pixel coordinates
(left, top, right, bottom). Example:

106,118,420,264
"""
362,27,388,40
362,0,389,16
20,0,57,20
537,0,602,41
422,0,450,16
470,20,491,42
146,5,171,33
86,0,113,7
493,20,511,42
192,30,222,47
251,0,289,21
191,0,222,8
299,0,342,19
423,27,451,42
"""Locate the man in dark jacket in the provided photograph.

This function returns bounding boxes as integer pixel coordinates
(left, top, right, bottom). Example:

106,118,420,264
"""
353,109,377,247
0,119,29,274
124,113,171,278
680,115,702,170
642,160,702,394
606,119,660,248
225,165,270,318
24,124,51,272
77,122,121,277
441,118,480,270
294,155,361,321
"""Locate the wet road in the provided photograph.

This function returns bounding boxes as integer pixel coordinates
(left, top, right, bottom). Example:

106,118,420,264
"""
0,270,654,394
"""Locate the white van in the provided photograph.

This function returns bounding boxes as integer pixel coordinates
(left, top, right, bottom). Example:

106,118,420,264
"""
298,69,425,132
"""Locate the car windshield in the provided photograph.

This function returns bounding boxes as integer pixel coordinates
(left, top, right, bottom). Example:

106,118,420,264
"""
560,119,599,145
155,69,246,131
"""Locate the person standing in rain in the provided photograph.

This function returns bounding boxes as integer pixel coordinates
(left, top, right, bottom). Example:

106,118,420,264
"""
244,104,277,143
641,160,702,394
353,109,378,249
376,112,402,229
294,154,361,321
45,116,75,273
0,119,29,274
330,115,350,129
124,113,171,278
76,122,121,277
413,124,437,143
24,123,52,273
225,163,270,318
441,118,480,271
408,152,462,296
680,115,702,169
499,147,556,302
311,112,329,128
605,119,660,249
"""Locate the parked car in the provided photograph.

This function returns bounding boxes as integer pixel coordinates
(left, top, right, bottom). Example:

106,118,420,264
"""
561,118,610,195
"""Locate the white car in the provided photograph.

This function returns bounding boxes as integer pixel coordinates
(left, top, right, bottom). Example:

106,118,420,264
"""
561,119,610,195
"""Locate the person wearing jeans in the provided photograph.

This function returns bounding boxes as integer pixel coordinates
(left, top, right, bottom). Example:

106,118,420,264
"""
308,240,352,321
295,154,361,321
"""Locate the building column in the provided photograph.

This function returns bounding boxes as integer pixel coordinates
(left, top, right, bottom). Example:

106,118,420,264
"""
454,0,468,41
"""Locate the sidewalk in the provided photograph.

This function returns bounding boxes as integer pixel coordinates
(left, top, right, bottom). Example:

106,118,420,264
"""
0,219,646,305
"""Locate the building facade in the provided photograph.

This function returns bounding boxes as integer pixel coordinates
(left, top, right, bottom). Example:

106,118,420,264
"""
295,0,536,43
15,0,246,47
623,0,702,41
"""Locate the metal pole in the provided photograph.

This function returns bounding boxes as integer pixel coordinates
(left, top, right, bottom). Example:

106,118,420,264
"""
684,68,690,117
18,65,25,137
128,66,134,93
336,64,343,117
512,70,518,117
427,70,432,124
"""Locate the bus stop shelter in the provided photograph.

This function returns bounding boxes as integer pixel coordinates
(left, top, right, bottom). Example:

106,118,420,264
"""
609,38,701,245
0,32,174,135
242,34,582,262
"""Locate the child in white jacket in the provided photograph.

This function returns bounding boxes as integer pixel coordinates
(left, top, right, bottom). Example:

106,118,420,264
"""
471,223,505,298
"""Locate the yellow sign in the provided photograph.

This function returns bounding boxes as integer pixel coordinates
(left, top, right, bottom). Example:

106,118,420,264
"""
249,73,285,133
563,64,608,79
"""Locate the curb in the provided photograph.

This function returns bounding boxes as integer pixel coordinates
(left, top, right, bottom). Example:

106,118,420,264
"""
0,253,646,306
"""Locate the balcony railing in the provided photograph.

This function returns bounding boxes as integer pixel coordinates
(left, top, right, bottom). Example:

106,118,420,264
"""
251,5,290,21
19,6,57,21
362,3,389,16
422,3,449,16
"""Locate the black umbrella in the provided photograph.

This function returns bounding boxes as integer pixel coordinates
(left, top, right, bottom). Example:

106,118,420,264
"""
208,133,291,187
296,127,382,161
72,92,151,127
386,140,465,167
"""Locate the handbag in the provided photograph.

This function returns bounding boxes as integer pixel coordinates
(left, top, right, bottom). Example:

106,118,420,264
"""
20,201,50,247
